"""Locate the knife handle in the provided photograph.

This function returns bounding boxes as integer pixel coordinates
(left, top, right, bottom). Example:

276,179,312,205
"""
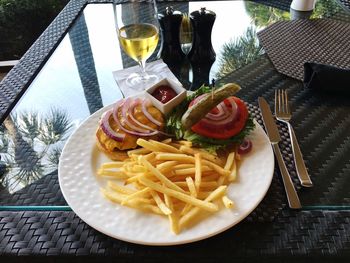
288,123,313,187
272,144,301,209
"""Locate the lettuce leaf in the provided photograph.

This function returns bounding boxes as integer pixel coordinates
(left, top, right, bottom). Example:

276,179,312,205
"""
165,85,255,153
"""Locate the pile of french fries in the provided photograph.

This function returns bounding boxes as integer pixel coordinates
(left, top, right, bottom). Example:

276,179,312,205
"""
97,138,239,234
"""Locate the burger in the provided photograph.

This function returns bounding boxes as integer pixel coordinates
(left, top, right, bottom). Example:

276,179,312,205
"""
96,98,164,161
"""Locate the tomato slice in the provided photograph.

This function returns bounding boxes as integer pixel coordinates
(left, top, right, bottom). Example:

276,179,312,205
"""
190,96,249,139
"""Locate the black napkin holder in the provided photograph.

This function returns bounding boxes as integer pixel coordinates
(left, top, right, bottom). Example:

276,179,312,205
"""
304,62,350,94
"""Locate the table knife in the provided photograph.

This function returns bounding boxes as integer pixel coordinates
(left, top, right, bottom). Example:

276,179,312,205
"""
258,97,301,209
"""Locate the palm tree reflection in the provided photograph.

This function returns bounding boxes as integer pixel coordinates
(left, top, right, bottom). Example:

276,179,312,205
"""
0,108,72,193
216,27,263,79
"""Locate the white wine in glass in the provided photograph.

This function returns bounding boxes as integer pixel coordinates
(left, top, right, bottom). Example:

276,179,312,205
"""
114,0,160,88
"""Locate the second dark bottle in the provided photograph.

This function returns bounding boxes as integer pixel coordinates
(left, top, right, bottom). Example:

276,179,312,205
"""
188,7,216,64
157,6,186,64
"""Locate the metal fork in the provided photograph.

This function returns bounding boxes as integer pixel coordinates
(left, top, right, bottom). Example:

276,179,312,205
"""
275,90,313,187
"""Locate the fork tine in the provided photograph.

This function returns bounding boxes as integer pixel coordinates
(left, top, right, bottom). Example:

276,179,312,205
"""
285,90,290,114
278,89,282,113
275,90,278,114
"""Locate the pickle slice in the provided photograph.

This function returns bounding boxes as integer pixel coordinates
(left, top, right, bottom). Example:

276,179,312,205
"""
181,83,241,130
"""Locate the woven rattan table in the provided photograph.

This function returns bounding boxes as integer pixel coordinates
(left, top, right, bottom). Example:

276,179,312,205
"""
1,0,350,262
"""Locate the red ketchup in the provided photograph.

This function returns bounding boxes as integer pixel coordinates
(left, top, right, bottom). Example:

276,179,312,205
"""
151,85,177,104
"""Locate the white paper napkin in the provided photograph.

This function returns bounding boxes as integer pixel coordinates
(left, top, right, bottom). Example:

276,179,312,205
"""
112,59,181,98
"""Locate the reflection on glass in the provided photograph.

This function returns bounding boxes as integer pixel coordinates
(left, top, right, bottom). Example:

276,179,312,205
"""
0,109,73,193
179,13,193,55
216,27,263,80
69,13,104,115
244,2,290,28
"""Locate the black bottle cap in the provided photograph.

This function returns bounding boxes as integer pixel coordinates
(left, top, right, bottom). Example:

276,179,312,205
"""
158,6,182,19
190,7,216,19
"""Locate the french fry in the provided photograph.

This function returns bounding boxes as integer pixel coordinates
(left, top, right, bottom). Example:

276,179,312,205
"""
228,160,237,182
101,162,124,169
222,195,234,208
202,159,230,176
194,153,202,191
174,166,211,176
139,177,218,212
127,147,151,156
179,146,224,166
161,138,172,144
149,139,182,153
151,191,172,215
156,153,195,163
174,181,217,188
107,181,135,195
186,177,197,197
224,152,235,171
173,164,194,170
136,138,161,152
156,161,178,171
98,169,128,179
178,140,192,147
179,186,227,229
140,157,185,193
121,187,151,205
101,188,162,215
98,137,242,234
164,193,179,234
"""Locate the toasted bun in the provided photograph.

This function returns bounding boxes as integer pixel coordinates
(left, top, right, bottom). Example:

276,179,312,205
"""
95,135,129,161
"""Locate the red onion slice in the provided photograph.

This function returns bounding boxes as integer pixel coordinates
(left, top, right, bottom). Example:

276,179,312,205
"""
201,97,238,126
100,110,125,142
129,99,173,136
142,99,162,127
113,100,158,137
206,102,231,121
122,98,150,133
128,98,156,131
237,139,252,154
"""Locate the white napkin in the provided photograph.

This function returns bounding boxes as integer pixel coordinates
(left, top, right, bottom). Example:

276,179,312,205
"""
112,59,181,98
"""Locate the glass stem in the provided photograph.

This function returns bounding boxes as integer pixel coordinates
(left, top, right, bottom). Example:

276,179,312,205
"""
138,60,147,79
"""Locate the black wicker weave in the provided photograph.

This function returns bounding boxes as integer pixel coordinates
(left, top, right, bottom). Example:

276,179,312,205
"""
1,0,350,261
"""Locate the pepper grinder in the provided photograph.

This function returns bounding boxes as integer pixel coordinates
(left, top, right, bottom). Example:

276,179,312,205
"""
188,7,216,90
157,6,186,64
188,7,216,64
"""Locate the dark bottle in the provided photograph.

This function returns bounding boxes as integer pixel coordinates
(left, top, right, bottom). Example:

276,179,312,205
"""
188,7,216,90
157,6,186,64
188,7,216,64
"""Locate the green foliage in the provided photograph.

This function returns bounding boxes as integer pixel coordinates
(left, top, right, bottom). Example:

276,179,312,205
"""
244,2,290,28
39,108,73,145
216,27,263,79
311,0,341,18
0,0,68,59
0,108,73,192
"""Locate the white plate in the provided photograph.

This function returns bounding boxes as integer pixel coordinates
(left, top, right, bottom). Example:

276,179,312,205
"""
58,104,274,245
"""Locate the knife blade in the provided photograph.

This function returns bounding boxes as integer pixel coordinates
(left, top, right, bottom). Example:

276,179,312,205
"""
258,97,301,209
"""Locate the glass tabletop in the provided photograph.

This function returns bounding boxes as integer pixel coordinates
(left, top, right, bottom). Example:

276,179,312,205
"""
0,0,348,210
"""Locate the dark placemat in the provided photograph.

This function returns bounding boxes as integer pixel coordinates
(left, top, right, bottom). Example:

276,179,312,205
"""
257,19,350,80
337,0,350,12
1,210,350,257
219,54,350,207
0,171,67,206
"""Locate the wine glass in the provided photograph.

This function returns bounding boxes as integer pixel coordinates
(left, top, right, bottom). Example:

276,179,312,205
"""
113,0,160,87
179,13,193,55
